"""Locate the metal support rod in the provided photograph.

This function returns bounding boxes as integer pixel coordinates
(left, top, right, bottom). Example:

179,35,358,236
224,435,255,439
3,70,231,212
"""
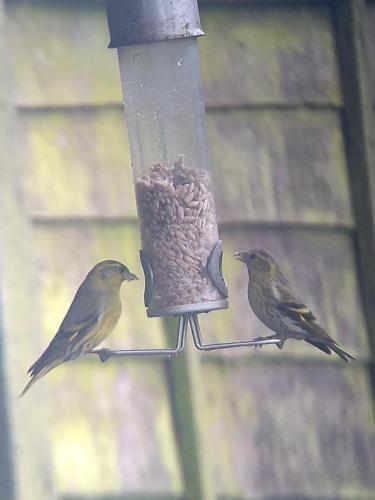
88,313,281,362
189,314,282,351
89,315,188,362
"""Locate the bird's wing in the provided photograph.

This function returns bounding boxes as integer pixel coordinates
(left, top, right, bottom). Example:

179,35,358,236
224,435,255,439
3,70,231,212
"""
27,312,101,376
274,282,316,321
56,312,101,342
273,281,355,363
59,281,102,330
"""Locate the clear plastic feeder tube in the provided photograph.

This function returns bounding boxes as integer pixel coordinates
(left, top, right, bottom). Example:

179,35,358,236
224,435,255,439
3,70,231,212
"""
118,36,228,317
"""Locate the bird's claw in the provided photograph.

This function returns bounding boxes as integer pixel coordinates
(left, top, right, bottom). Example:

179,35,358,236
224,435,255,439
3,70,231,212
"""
96,348,111,363
250,335,283,349
250,336,265,350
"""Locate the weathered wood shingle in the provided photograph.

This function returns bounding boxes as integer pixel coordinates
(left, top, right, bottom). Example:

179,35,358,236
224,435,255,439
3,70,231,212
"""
199,5,341,106
201,362,375,498
8,3,342,108
208,109,352,225
20,108,135,218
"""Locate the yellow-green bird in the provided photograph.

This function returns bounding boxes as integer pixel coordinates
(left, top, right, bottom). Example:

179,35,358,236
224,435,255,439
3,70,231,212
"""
21,260,138,396
235,249,355,362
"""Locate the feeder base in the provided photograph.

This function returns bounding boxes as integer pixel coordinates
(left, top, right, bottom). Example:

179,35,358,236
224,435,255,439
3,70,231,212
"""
146,298,229,318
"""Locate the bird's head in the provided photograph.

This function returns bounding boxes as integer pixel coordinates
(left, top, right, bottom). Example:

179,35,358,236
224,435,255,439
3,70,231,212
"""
88,260,138,289
234,249,279,278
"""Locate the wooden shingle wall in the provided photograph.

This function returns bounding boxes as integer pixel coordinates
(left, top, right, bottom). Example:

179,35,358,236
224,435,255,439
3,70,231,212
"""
0,0,374,499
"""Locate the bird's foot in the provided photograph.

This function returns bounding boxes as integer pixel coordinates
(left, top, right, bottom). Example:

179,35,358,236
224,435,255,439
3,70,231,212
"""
251,335,283,349
251,336,266,349
95,348,111,363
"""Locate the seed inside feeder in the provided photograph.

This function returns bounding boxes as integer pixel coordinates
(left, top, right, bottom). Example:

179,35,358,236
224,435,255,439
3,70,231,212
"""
136,156,223,309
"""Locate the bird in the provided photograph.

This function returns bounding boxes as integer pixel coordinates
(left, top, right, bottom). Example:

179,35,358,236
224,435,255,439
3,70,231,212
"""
20,260,138,396
234,249,355,362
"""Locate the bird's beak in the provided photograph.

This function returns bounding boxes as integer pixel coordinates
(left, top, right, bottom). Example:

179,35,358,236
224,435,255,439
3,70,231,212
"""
124,271,139,281
234,252,246,263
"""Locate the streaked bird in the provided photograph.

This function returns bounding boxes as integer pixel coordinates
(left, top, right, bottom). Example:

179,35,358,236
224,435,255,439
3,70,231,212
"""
21,260,138,396
235,249,355,362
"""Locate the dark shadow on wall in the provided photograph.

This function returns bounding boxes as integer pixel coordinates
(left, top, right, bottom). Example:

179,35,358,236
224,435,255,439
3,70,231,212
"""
0,330,15,500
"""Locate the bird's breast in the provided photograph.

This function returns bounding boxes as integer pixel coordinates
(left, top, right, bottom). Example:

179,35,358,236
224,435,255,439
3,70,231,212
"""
88,297,122,348
248,282,279,332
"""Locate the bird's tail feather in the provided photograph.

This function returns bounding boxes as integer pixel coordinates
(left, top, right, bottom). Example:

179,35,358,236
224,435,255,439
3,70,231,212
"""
330,344,356,363
20,359,61,397
27,344,54,376
305,339,332,355
303,321,355,362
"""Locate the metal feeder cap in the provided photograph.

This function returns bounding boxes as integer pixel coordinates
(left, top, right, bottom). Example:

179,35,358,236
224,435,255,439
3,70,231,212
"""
105,0,205,48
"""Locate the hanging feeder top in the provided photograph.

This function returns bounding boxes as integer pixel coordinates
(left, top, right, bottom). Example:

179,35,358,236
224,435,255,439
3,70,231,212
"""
105,0,205,48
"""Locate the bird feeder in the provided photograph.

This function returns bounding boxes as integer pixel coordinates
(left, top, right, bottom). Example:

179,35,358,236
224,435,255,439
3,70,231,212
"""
93,0,280,361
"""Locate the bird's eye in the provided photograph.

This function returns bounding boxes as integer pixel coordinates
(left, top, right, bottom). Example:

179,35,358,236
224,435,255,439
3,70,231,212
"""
250,254,257,260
